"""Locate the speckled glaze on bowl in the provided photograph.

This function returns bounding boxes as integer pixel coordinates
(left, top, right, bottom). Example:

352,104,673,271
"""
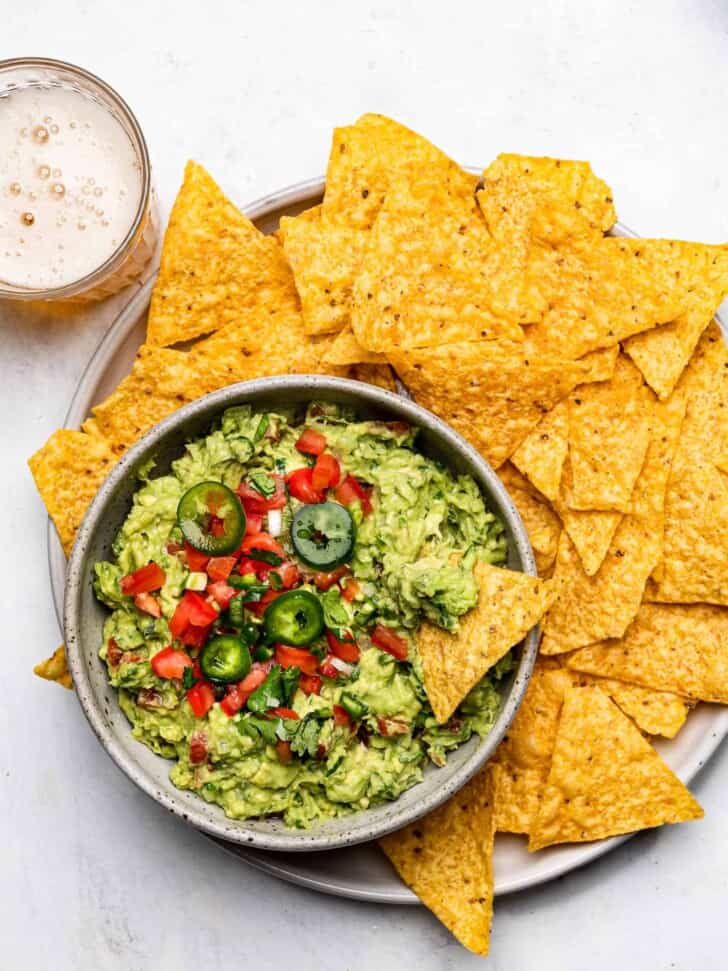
64,375,538,852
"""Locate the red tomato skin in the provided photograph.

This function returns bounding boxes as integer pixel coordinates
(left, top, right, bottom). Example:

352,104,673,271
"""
187,681,215,718
220,666,269,717
206,556,237,582
206,581,237,610
299,674,322,695
295,428,327,456
334,475,373,515
120,562,166,596
151,647,193,680
312,453,341,491
184,543,210,572
182,591,219,627
325,629,360,663
240,532,286,561
371,624,409,661
267,707,299,720
286,467,325,504
236,476,287,514
318,655,341,679
189,732,208,764
276,740,293,764
244,512,263,536
333,704,351,726
180,623,211,649
133,592,161,618
274,644,319,675
244,588,284,617
312,565,351,591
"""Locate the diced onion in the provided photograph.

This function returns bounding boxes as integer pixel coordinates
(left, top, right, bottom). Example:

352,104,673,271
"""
330,657,354,676
267,509,283,537
184,571,208,591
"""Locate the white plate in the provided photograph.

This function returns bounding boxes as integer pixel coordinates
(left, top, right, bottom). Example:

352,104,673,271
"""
48,177,728,904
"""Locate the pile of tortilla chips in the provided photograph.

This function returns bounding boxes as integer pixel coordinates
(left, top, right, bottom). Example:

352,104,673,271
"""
29,114,728,957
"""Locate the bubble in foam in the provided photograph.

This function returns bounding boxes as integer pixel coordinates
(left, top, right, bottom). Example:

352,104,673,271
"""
33,125,49,144
21,212,34,226
9,182,22,197
38,165,51,180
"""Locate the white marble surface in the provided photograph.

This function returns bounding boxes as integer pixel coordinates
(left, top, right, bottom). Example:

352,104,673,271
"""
3,2,728,967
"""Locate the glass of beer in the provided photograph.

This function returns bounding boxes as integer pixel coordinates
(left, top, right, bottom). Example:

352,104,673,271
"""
0,57,157,302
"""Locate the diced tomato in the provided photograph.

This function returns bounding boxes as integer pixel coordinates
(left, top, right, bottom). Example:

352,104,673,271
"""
237,556,266,579
183,543,210,572
245,588,285,617
377,717,409,737
299,674,322,695
270,561,300,590
106,638,123,666
341,578,360,603
182,591,219,627
318,655,340,679
187,681,215,718
240,532,286,562
286,467,325,504
312,564,351,591
333,704,351,727
276,739,293,764
268,707,299,720
334,475,373,515
192,659,202,679
151,646,193,680
295,428,327,456
189,731,208,764
312,452,341,491
325,629,360,663
236,475,287,514
220,666,269,716
206,556,237,582
180,623,211,649
244,511,263,536
133,592,162,618
274,644,319,675
206,580,237,610
371,624,409,661
119,562,166,596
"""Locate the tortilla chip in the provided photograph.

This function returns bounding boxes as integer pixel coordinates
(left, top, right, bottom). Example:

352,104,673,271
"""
511,400,568,501
552,457,622,576
523,239,728,361
86,346,209,453
320,325,386,365
379,765,497,955
491,659,572,833
528,686,703,851
34,645,73,689
567,356,652,512
418,561,559,723
623,248,728,399
28,428,117,556
351,162,526,352
566,602,728,703
568,672,689,739
497,464,561,576
481,155,616,236
147,161,299,347
540,517,658,654
653,328,728,604
389,341,606,468
281,115,460,336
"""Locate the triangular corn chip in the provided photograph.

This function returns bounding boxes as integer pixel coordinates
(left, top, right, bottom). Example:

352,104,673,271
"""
34,645,73,689
568,671,689,739
379,765,497,955
28,428,117,556
497,464,561,576
511,400,569,502
147,161,299,347
528,686,703,851
418,561,559,723
566,602,728,703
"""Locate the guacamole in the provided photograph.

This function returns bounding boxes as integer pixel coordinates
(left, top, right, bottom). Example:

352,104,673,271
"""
94,402,510,828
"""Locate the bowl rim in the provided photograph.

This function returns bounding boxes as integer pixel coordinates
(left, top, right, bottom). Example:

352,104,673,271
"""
64,374,540,851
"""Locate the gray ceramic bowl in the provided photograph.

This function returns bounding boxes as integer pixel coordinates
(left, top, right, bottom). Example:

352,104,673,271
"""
64,375,538,851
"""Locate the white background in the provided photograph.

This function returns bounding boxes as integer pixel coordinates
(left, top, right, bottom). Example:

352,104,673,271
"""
3,2,728,968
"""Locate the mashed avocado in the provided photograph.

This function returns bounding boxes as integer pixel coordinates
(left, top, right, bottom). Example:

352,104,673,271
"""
95,402,510,828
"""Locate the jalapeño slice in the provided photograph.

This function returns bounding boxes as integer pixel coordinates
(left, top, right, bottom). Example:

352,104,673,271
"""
177,481,246,555
291,501,355,570
263,589,324,646
199,634,252,684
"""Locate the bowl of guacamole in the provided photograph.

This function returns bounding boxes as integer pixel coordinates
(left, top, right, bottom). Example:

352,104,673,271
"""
65,376,539,851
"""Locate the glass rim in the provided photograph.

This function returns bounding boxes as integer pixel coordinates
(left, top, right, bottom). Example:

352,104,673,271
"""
0,56,152,300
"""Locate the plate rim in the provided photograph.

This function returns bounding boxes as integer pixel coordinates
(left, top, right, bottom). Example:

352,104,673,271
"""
47,175,728,902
